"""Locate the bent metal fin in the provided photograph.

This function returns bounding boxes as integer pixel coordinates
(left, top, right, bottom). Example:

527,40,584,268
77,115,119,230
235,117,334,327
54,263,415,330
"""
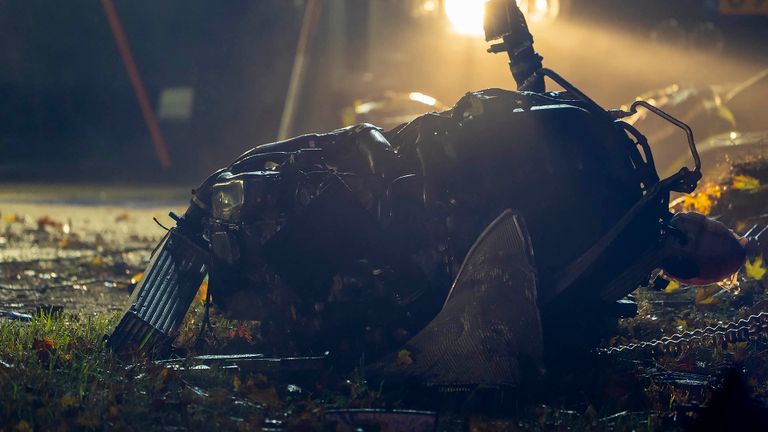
373,210,544,387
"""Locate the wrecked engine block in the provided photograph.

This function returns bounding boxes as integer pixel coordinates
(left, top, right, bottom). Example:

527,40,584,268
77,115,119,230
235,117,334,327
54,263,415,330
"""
107,0,747,387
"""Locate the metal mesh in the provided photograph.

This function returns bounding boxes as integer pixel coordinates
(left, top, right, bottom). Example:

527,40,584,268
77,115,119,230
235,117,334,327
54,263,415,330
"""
385,210,543,387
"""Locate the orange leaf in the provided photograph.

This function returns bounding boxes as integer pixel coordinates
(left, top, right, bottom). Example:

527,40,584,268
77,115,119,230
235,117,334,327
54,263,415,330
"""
194,276,208,303
36,216,62,230
33,337,55,362
130,272,144,286
237,324,254,343
32,337,55,352
673,183,721,215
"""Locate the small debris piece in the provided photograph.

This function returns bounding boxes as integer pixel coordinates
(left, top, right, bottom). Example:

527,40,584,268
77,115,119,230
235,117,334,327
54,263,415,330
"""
0,310,32,321
156,353,328,373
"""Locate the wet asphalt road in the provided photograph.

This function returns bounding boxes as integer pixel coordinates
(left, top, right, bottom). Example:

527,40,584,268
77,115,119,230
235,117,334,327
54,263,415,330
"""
0,184,187,315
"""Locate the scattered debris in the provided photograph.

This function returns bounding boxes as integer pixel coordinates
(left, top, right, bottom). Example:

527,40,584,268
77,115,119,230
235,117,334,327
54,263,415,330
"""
0,310,32,322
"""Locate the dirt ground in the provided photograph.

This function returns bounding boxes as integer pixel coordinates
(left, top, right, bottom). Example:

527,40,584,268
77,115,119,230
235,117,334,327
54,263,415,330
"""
0,184,186,315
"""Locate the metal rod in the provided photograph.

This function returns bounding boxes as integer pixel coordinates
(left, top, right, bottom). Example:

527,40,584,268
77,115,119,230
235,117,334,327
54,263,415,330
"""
630,100,701,173
100,0,172,169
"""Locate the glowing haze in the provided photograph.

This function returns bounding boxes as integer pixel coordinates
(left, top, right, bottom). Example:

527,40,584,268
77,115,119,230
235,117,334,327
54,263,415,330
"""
445,0,490,36
445,0,555,35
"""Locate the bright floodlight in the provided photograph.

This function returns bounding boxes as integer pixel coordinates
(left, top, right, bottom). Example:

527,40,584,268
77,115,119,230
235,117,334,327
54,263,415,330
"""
445,0,559,35
445,0,489,36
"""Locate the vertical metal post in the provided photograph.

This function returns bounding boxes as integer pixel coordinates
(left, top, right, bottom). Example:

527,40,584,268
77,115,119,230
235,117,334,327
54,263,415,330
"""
278,0,323,140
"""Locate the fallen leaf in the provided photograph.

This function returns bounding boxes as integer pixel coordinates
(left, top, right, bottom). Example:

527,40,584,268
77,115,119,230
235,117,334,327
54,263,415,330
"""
233,375,242,392
14,420,32,432
732,175,761,191
730,341,750,362
695,286,721,305
745,255,766,281
676,184,721,215
716,105,737,127
237,324,254,343
37,216,62,230
130,272,143,286
33,337,55,352
3,213,24,224
32,337,55,363
226,323,255,344
59,394,78,409
664,280,681,293
396,349,413,366
194,276,208,303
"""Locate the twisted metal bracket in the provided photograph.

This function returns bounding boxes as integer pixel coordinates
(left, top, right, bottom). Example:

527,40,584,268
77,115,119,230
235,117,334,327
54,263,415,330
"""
610,100,701,193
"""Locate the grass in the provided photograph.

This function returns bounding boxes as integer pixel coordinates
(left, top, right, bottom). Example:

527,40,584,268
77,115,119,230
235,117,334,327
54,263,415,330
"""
0,310,396,431
0,311,682,432
0,312,278,431
0,311,653,432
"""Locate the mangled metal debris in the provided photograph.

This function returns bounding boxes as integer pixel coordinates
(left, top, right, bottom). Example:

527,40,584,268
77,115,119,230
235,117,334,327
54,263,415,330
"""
0,310,32,322
157,352,328,374
107,0,757,388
